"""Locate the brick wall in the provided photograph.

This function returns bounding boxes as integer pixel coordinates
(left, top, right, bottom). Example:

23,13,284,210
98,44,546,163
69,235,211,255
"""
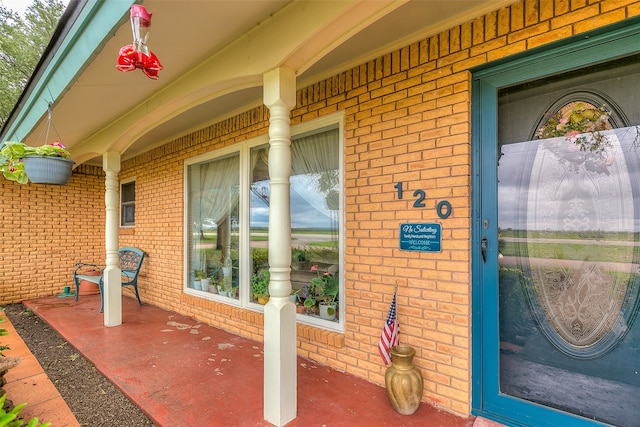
0,164,105,303
3,0,639,417
100,0,640,416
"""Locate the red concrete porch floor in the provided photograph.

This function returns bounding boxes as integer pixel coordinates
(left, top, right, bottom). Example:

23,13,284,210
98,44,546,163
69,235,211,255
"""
13,295,504,427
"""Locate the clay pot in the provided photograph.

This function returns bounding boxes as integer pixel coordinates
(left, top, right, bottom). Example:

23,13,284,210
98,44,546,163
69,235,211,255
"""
78,268,101,295
385,345,423,415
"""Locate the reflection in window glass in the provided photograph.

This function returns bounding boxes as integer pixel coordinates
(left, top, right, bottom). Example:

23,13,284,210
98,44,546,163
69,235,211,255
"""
250,127,341,322
186,122,342,327
120,181,135,227
187,154,240,299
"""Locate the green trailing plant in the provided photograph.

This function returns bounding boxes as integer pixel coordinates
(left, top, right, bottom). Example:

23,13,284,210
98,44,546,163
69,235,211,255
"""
207,261,221,281
313,274,339,305
302,265,339,309
0,394,51,427
250,270,270,298
0,311,9,357
207,275,219,289
291,247,307,262
218,279,232,293
303,292,316,309
251,248,269,273
0,141,71,184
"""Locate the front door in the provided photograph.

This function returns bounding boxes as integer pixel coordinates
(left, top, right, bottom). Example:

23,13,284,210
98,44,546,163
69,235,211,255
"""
472,22,640,427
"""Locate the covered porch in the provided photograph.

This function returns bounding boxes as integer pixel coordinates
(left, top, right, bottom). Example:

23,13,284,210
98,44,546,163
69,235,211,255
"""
5,295,487,427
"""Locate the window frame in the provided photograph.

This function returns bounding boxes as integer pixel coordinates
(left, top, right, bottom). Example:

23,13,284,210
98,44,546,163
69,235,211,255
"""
120,179,136,228
471,18,640,426
183,112,345,331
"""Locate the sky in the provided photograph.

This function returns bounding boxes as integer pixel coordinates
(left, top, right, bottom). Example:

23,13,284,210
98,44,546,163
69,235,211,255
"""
498,128,638,232
250,175,338,229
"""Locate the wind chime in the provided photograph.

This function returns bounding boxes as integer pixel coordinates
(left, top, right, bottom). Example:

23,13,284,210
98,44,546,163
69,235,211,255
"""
116,5,162,79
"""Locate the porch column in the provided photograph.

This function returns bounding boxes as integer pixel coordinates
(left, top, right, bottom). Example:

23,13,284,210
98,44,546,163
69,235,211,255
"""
102,151,122,327
263,67,296,426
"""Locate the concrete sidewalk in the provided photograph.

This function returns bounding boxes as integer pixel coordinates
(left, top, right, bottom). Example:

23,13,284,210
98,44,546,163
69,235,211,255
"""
2,311,79,427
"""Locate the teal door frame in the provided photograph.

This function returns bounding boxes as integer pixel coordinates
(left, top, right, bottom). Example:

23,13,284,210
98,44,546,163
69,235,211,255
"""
471,18,640,427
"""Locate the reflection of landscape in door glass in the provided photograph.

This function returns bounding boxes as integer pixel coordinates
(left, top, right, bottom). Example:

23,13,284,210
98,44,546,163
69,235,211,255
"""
501,128,638,350
497,126,640,426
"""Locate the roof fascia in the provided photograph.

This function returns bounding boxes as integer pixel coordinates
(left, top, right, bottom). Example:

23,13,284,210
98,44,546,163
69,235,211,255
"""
1,0,135,144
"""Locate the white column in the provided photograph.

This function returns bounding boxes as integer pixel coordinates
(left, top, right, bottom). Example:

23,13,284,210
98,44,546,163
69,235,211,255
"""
103,151,122,327
263,67,297,427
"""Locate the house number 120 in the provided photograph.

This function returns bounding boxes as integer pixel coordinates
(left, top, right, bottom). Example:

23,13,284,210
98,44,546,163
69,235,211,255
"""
394,182,451,219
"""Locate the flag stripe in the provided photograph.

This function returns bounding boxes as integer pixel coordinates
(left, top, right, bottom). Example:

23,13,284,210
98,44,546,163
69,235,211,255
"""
378,291,399,365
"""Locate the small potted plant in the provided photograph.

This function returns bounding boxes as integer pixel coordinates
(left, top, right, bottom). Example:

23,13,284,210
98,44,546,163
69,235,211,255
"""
290,288,301,304
250,270,270,304
227,286,238,298
207,275,219,293
200,268,211,291
316,276,339,321
216,273,233,296
302,289,317,315
305,265,339,320
193,269,205,290
0,141,74,185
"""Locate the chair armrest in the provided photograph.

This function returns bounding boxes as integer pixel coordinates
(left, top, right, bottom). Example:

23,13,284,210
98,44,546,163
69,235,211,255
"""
121,270,136,284
74,263,103,275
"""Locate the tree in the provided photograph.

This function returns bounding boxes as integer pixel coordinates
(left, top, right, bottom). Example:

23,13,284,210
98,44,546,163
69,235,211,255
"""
0,0,64,129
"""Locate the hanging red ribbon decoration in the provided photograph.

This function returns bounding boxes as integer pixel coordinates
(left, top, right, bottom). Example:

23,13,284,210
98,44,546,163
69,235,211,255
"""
116,5,162,79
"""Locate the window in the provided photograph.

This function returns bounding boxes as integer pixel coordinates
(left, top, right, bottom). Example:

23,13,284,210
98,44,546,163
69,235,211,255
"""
187,152,240,298
185,115,343,330
120,181,135,227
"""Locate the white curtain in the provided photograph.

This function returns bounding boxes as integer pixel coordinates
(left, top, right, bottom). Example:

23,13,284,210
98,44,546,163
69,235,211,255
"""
290,128,339,214
291,128,338,174
190,155,239,272
199,156,239,224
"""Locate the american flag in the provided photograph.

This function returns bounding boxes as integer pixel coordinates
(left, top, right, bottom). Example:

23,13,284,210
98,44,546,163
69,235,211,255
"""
378,290,399,365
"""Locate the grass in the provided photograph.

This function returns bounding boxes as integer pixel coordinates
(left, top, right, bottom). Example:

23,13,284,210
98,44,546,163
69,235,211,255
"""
500,240,634,263
306,240,338,248
500,228,635,242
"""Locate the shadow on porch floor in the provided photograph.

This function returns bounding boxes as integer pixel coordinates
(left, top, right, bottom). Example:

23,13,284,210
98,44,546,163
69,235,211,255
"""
19,295,498,427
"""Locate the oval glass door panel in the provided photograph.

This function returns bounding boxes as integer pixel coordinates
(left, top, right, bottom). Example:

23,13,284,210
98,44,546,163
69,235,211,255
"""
526,122,637,357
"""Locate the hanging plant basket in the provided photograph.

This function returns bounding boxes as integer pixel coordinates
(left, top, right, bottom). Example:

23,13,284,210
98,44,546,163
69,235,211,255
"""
23,156,74,185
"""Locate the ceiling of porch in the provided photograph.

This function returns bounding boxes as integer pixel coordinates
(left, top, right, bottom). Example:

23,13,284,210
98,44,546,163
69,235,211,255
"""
15,0,516,166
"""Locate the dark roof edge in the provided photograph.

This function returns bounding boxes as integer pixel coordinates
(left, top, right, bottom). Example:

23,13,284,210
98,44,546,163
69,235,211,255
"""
0,0,86,142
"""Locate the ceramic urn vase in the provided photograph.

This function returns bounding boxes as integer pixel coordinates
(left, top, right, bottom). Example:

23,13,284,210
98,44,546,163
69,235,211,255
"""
385,344,423,415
